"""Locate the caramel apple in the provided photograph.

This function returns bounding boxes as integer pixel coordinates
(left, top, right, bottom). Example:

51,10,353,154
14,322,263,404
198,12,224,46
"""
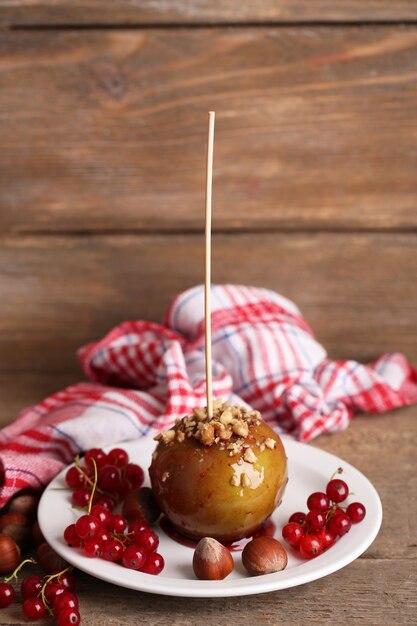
149,399,288,542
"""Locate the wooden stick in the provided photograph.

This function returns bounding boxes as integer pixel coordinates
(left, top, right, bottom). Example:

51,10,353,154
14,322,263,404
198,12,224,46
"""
205,111,215,419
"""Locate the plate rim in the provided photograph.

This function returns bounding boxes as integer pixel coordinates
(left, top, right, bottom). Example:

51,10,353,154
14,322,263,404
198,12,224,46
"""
38,438,383,598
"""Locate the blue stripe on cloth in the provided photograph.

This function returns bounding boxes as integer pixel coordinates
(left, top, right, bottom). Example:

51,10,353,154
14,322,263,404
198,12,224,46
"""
235,367,312,394
48,424,83,452
172,285,204,331
7,467,45,486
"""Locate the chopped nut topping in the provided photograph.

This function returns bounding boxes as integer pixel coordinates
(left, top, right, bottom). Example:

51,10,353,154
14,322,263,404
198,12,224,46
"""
241,473,251,488
243,448,257,464
193,408,207,421
154,399,269,467
232,420,249,438
201,424,215,446
230,475,240,487
220,409,234,425
162,471,170,482
264,438,276,449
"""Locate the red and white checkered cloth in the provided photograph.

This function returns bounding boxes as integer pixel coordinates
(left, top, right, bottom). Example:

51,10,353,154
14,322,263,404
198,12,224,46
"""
1,284,416,508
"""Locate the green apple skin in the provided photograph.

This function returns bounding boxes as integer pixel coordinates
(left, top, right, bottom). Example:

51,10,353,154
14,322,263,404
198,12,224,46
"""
149,420,288,542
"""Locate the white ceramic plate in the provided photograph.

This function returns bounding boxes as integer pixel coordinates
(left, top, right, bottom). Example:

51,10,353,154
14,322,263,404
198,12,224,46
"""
38,438,382,598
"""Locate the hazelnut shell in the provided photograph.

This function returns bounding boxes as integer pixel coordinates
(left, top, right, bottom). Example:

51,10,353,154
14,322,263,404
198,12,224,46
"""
193,537,234,580
242,536,288,576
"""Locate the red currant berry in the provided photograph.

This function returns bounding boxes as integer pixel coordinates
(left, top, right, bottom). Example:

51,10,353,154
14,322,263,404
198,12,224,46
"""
53,591,79,615
107,448,129,468
134,529,159,553
57,608,81,626
84,448,108,470
116,478,133,501
22,597,45,619
71,488,91,508
299,534,324,559
94,496,115,512
282,522,305,548
98,465,122,492
83,538,102,558
326,479,349,503
102,539,125,562
95,529,111,544
305,510,326,532
328,510,352,536
21,575,43,599
57,572,76,593
107,514,127,534
64,524,83,547
44,582,66,606
124,463,145,488
65,466,85,489
347,502,366,523
307,492,330,512
140,552,164,575
288,512,306,525
122,545,146,570
0,582,15,608
75,514,100,539
90,504,110,526
128,520,149,534
313,527,336,550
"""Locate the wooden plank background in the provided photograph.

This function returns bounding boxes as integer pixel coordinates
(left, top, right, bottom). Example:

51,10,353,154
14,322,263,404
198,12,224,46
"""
2,1,417,25
1,27,417,233
0,2,416,625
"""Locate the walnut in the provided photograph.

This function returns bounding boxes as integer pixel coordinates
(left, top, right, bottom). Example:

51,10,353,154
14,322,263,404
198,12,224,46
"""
161,429,176,443
201,424,215,446
241,473,251,487
232,420,249,438
243,448,257,464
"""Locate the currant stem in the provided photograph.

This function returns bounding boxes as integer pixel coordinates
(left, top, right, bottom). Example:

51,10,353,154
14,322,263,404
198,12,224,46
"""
40,565,73,615
72,454,111,497
87,458,98,515
330,467,344,481
3,557,37,583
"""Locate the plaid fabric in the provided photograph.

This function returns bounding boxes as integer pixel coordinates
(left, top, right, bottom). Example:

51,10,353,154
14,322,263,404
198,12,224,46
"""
1,284,416,508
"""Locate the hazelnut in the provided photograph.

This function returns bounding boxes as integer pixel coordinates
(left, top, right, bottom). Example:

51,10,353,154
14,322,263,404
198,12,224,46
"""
193,537,234,580
8,493,39,519
37,541,69,574
0,512,31,548
241,536,288,576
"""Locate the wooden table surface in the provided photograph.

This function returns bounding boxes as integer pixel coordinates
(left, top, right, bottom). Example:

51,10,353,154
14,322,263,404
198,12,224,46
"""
0,409,415,625
1,0,417,624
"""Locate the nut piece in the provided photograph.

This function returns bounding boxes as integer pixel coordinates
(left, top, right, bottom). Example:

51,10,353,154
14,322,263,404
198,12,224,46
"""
193,537,234,580
201,424,215,446
241,536,288,576
243,448,257,464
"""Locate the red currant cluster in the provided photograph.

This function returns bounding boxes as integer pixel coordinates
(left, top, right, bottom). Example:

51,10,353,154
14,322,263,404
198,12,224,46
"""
65,447,144,509
281,470,366,559
63,447,164,575
0,559,79,625
64,512,164,575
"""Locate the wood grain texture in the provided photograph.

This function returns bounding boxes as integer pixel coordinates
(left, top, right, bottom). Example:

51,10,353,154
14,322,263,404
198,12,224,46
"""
1,27,417,233
0,372,78,428
1,232,416,374
2,0,417,26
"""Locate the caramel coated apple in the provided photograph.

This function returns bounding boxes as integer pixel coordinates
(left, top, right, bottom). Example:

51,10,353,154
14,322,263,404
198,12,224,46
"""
149,401,287,542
